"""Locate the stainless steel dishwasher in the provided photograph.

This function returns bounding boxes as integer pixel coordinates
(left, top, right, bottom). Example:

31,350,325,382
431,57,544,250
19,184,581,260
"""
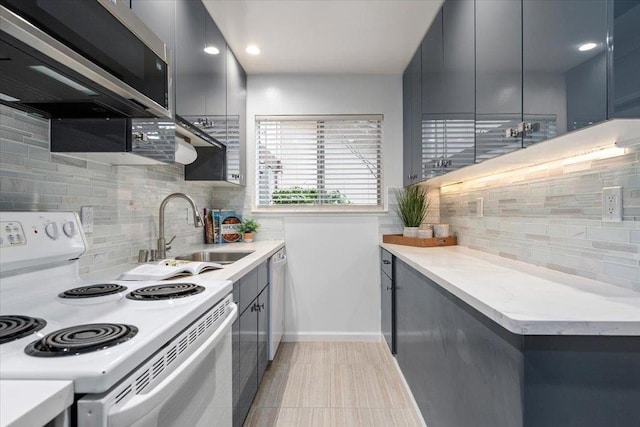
269,248,287,360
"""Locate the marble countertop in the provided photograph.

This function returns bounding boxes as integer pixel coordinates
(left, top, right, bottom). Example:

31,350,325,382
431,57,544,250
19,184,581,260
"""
380,244,640,336
0,381,73,427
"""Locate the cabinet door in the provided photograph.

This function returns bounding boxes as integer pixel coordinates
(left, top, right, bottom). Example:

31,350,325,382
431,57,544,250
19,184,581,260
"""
226,47,247,185
611,0,640,118
395,260,430,421
440,0,475,172
420,8,444,179
403,49,422,186
239,267,259,314
402,63,414,187
257,260,269,293
381,272,393,354
175,0,226,117
131,0,176,109
421,8,443,116
257,285,270,383
524,0,607,146
237,302,258,427
475,0,522,162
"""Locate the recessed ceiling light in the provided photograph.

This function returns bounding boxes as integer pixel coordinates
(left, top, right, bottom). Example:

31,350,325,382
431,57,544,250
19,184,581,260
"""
579,42,597,52
204,45,220,55
246,45,261,55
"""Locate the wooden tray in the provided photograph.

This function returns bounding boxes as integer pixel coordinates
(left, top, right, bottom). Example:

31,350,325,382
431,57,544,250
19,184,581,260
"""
382,234,457,247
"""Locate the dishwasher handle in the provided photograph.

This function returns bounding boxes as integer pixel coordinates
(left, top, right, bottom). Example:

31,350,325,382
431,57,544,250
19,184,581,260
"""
271,253,287,266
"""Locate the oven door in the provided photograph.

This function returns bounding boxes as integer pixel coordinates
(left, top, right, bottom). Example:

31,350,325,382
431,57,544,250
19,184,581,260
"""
78,300,237,427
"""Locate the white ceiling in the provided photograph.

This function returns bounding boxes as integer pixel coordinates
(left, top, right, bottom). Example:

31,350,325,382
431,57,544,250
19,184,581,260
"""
203,0,443,75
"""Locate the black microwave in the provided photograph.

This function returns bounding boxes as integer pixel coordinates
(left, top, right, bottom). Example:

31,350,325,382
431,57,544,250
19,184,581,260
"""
0,0,172,119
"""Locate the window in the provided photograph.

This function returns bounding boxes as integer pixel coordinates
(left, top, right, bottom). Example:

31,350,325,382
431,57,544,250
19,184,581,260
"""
256,115,383,210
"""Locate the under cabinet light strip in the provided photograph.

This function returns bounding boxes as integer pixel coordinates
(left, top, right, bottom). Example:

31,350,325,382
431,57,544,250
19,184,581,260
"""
440,146,626,192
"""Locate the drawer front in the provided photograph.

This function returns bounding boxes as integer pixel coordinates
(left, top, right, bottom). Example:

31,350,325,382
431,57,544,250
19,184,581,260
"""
381,249,393,279
239,267,259,314
257,260,269,292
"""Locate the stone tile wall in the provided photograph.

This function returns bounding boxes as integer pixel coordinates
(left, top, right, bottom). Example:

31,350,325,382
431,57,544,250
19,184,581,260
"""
0,106,219,276
438,149,640,291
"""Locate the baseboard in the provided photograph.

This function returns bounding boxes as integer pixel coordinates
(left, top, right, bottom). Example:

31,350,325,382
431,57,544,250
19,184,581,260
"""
282,332,382,342
392,356,428,427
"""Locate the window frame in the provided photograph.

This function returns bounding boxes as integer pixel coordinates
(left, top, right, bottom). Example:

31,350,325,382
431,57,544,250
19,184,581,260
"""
254,114,385,213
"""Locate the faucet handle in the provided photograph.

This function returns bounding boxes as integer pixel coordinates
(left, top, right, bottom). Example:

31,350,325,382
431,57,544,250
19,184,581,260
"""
166,236,176,247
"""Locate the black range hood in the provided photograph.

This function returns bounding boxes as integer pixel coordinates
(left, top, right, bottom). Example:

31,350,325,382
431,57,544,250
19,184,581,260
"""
0,0,172,119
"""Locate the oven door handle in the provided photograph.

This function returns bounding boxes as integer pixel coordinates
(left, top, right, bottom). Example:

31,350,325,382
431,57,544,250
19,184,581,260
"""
109,303,238,427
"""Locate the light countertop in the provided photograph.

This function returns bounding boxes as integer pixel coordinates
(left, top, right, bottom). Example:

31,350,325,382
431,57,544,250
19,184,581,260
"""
84,240,285,284
177,240,285,283
380,244,640,336
0,380,73,427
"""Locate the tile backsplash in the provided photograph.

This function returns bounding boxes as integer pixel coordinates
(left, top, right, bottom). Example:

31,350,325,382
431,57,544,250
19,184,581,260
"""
439,149,640,291
0,106,221,276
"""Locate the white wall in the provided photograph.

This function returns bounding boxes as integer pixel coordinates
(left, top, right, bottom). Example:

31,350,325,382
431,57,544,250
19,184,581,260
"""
246,74,403,340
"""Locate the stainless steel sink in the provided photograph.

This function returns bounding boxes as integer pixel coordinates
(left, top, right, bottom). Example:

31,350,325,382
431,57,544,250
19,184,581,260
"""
174,250,254,265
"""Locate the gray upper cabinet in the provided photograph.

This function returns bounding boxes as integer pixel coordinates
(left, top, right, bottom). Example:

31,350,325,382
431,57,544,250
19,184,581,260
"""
474,0,523,162
611,0,640,118
421,9,443,116
403,0,637,185
420,8,443,179
130,0,176,102
402,62,412,187
175,0,226,119
403,49,423,186
523,0,607,146
437,0,475,173
442,0,474,115
226,47,247,185
418,1,475,181
133,0,227,120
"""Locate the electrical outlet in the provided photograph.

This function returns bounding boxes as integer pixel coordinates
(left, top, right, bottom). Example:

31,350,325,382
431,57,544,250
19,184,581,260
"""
602,186,622,222
80,206,94,233
477,198,484,218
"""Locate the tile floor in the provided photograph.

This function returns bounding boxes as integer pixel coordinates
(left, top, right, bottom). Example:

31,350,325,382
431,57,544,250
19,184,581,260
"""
244,342,423,426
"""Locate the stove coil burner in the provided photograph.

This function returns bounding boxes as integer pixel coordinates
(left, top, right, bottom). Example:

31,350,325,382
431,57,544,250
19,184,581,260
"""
25,323,138,357
59,284,128,299
126,283,205,300
0,315,47,345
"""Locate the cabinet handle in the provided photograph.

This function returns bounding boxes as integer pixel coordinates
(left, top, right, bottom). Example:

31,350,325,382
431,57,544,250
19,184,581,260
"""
259,303,265,311
382,260,391,265
386,286,392,291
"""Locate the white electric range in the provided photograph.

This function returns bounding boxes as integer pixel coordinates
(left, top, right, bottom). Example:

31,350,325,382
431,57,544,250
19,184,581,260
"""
0,212,236,427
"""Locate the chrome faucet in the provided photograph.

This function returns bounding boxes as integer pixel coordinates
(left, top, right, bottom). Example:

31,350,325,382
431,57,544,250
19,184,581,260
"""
157,193,204,259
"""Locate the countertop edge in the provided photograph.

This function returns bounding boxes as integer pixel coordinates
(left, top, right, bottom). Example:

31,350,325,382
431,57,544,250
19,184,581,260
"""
380,243,640,336
0,380,73,427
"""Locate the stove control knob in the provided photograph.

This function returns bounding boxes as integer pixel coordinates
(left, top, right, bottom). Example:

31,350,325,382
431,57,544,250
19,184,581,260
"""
63,221,76,237
45,222,59,240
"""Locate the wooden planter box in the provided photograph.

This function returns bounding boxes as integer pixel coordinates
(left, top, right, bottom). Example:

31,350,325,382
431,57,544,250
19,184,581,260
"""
382,234,457,248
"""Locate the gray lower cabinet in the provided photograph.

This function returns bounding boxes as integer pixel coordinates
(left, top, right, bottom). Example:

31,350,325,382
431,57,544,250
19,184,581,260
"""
232,261,270,427
257,286,269,383
380,249,394,354
394,257,640,427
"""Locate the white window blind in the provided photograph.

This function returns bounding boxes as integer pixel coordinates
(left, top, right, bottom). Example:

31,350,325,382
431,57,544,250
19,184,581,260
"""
256,115,383,209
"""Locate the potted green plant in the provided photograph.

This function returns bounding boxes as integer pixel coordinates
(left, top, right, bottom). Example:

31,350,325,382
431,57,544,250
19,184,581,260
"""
394,186,430,237
237,219,260,242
